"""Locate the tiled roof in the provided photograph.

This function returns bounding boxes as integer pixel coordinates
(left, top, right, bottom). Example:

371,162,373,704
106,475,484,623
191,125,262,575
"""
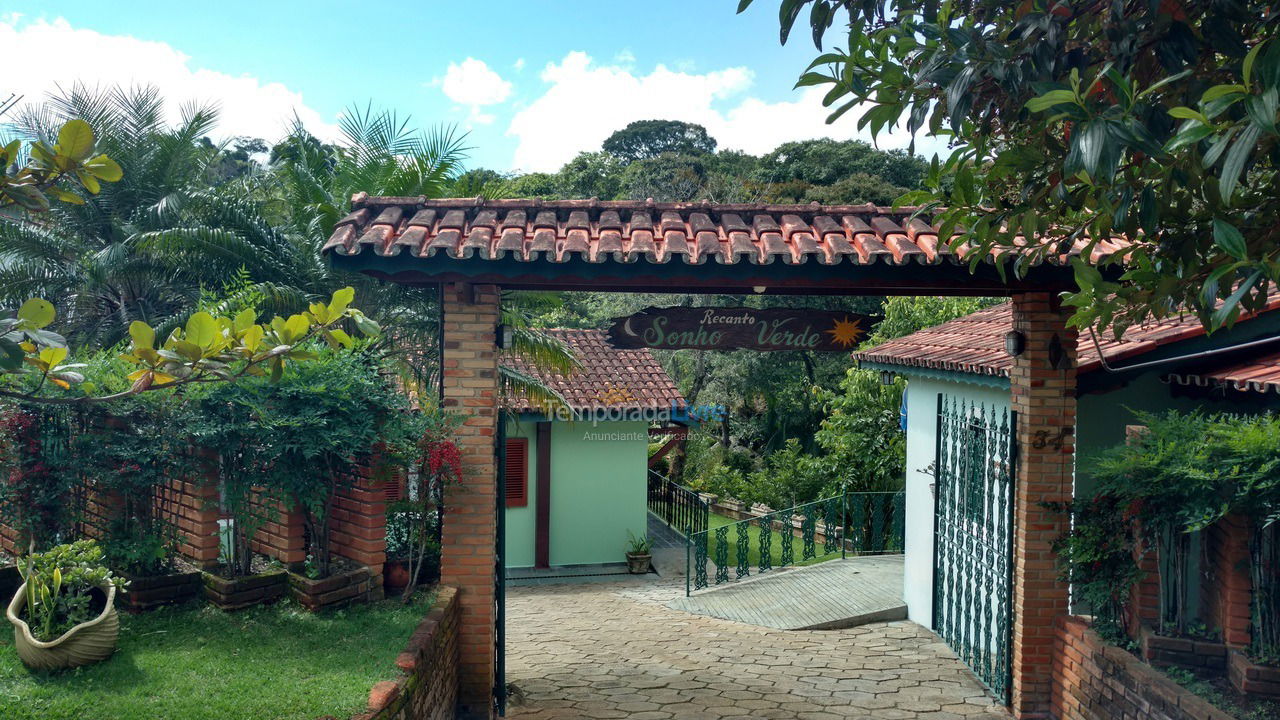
1166,351,1280,394
502,329,685,413
853,298,1280,378
322,197,1130,267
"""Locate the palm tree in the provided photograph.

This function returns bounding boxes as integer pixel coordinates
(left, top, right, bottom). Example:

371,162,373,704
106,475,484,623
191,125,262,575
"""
1,86,578,406
0,86,222,347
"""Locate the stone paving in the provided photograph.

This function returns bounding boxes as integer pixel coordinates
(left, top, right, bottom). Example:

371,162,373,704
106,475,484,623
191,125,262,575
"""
505,574,1011,719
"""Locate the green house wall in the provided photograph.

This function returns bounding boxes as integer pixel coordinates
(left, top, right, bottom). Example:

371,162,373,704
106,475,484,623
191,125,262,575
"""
503,419,649,569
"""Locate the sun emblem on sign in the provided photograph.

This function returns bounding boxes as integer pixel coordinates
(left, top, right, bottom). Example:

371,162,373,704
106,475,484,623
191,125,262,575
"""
825,316,865,348
597,385,636,406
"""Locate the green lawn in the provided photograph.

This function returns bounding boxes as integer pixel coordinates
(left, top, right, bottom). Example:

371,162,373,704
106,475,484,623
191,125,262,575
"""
700,512,842,573
0,593,434,720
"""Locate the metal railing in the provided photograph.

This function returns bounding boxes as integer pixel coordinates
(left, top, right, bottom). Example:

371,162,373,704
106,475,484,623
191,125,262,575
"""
647,470,709,538
685,490,905,595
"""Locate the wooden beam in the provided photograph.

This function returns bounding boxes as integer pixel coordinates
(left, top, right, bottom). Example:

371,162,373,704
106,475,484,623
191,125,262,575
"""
647,433,684,468
534,421,551,569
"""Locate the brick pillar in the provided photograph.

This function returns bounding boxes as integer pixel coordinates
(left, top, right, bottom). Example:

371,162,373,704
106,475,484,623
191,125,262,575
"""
163,449,222,568
1204,514,1253,648
330,464,389,600
1009,291,1077,719
439,282,500,720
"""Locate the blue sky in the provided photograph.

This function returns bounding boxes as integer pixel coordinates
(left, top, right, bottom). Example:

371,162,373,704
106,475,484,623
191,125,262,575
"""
1,1,933,172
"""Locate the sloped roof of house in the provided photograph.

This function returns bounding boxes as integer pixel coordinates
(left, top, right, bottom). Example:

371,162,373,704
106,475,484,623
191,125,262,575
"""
322,197,1129,269
502,329,686,414
853,297,1280,380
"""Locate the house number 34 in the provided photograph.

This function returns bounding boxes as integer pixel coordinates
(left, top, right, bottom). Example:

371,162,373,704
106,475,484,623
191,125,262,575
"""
1030,427,1073,450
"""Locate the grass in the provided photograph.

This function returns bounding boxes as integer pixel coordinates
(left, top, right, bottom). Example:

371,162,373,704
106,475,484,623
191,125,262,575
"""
700,512,843,572
0,593,434,720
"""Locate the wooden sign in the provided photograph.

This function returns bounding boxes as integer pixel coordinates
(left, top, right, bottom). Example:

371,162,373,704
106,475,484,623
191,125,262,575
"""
606,307,876,352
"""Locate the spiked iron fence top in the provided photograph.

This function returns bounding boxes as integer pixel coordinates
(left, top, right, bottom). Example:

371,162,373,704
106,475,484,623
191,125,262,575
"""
685,491,905,596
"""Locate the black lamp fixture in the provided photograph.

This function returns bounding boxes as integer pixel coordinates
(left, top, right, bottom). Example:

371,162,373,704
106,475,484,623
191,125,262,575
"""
879,369,896,386
1004,330,1026,357
496,324,514,349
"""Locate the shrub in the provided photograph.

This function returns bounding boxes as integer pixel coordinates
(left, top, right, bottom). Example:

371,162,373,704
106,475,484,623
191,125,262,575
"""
188,347,433,578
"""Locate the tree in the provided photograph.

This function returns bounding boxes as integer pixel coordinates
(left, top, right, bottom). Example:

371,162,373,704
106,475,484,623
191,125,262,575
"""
602,120,718,163
750,0,1280,335
620,152,709,201
760,139,924,188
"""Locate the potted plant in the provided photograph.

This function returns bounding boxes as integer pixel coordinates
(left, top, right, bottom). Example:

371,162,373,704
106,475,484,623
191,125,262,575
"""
626,532,652,574
6,539,126,670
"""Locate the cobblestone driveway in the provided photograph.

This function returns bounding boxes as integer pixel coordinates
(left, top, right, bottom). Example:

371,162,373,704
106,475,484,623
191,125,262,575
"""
505,576,1010,719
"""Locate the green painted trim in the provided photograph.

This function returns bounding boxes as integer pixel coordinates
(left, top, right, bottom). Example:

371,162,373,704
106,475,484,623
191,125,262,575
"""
860,361,1010,390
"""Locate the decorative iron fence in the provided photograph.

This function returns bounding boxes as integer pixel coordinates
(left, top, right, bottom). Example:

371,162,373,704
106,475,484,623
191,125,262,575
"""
684,491,905,596
933,395,1016,706
647,470,709,538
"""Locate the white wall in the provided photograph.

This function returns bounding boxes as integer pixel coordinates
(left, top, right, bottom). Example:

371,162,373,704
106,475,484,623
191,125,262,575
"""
901,375,1010,626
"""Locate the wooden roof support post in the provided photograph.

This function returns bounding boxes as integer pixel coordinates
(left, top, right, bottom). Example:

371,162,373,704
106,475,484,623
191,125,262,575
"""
439,282,501,720
1009,291,1078,719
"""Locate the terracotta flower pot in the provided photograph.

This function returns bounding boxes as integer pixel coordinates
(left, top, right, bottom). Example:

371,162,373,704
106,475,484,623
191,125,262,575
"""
6,582,119,671
626,552,651,574
384,560,411,590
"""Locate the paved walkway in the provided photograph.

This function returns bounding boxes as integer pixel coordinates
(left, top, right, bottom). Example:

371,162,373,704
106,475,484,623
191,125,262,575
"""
505,574,1010,719
669,555,907,630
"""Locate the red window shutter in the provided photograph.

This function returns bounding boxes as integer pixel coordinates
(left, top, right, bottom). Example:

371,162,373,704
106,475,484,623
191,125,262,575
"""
505,437,529,508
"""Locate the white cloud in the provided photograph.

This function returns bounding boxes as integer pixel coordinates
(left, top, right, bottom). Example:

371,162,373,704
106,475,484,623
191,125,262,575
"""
506,52,947,172
513,58,525,72
0,17,338,142
439,58,512,126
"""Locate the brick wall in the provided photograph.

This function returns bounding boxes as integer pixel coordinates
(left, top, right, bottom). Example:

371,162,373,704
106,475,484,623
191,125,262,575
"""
1010,292,1078,719
1051,616,1235,720
439,282,500,720
346,586,460,720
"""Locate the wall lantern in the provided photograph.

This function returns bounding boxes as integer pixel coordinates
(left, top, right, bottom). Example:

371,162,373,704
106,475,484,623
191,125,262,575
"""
496,324,514,349
1004,330,1026,357
879,370,896,386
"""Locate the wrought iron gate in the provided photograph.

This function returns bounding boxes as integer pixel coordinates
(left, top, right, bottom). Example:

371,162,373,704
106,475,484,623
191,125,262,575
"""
933,394,1016,705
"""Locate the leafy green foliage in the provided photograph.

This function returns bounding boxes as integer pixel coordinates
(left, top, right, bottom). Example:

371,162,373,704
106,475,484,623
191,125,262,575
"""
0,118,121,212
186,349,435,578
0,286,377,405
751,0,1280,335
1045,494,1142,641
1060,410,1280,653
17,540,124,642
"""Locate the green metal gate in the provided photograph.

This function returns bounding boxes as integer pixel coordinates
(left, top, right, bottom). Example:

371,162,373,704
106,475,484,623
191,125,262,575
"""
933,394,1016,705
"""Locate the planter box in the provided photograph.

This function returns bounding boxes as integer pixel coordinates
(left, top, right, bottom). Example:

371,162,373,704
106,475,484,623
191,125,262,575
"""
288,565,373,612
202,568,288,611
1229,649,1280,698
1139,626,1228,671
0,565,20,603
119,570,202,612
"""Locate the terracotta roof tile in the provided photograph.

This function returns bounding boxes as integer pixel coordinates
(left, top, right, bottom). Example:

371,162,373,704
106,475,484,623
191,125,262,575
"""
322,197,1130,268
853,296,1280,378
502,329,685,414
1165,351,1280,394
